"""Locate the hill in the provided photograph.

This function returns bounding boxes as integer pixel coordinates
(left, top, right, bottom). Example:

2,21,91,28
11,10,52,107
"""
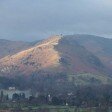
0,35,112,89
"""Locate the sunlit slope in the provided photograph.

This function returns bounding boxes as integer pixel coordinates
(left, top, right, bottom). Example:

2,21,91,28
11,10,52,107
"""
0,36,61,76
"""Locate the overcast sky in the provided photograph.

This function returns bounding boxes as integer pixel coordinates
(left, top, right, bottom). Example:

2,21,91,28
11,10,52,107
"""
0,0,112,41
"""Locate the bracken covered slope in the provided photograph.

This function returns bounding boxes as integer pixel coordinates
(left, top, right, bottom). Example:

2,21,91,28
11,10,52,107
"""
0,36,61,76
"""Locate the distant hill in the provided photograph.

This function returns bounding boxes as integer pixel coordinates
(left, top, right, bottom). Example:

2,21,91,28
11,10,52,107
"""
0,39,32,58
0,35,112,88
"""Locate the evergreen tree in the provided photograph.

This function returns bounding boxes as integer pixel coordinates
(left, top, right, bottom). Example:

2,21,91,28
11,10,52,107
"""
0,91,4,102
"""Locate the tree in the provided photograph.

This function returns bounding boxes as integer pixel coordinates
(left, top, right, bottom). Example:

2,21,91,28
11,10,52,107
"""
12,93,20,101
0,91,4,102
6,94,9,101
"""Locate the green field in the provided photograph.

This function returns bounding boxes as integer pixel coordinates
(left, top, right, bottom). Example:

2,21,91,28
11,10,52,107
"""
21,106,110,112
0,105,110,112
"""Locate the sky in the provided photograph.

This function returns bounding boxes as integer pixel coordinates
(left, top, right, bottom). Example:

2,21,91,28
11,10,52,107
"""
0,0,112,41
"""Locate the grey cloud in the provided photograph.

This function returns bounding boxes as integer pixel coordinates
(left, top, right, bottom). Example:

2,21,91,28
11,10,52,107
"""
0,0,112,41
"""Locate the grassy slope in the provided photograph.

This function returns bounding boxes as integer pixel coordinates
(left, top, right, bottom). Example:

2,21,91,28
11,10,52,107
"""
68,73,112,85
